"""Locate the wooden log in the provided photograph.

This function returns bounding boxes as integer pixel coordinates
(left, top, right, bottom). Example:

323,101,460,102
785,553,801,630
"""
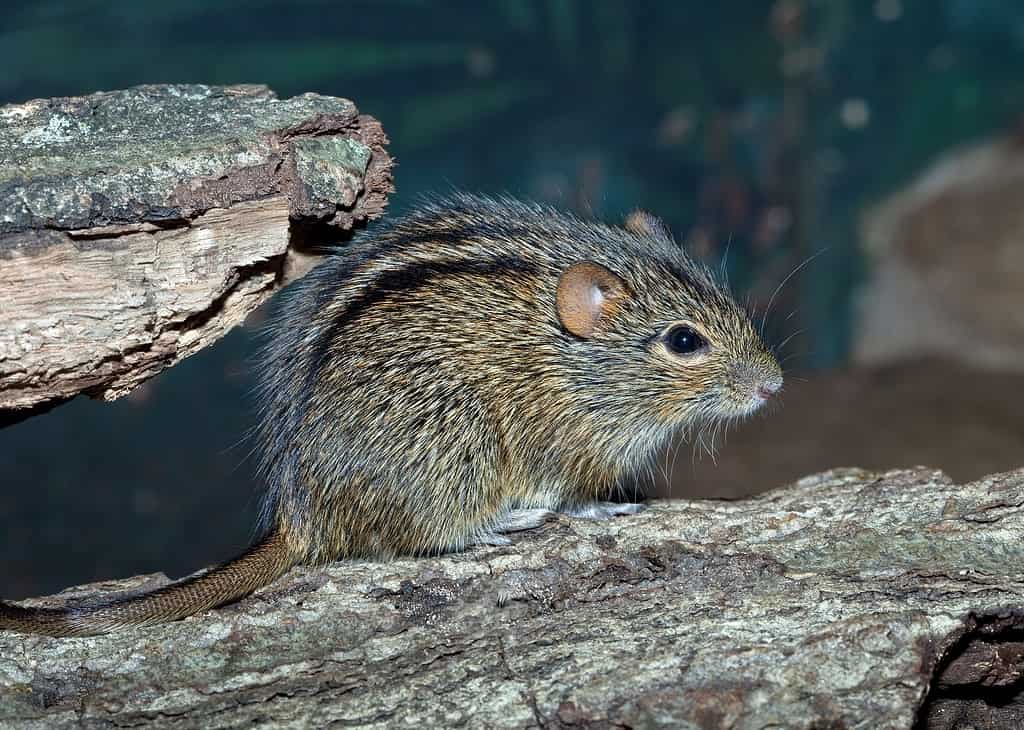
0,466,1021,728
0,84,393,418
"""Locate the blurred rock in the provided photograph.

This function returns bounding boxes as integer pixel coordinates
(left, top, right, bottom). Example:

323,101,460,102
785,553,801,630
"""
855,135,1024,371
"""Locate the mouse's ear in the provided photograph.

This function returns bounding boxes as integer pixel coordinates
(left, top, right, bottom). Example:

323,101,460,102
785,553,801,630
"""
556,262,629,338
624,209,672,240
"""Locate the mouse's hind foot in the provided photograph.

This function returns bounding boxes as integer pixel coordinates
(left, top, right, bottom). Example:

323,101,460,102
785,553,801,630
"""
470,508,558,546
469,501,645,548
560,501,647,520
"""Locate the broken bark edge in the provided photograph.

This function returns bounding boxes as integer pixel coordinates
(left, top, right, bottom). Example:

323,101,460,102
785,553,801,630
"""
918,607,1024,728
0,84,394,418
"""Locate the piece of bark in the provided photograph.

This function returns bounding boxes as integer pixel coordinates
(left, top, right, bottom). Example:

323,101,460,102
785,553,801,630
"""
0,83,393,416
0,466,1021,728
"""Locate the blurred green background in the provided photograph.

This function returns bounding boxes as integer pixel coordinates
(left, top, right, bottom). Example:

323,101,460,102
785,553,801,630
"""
2,0,1023,597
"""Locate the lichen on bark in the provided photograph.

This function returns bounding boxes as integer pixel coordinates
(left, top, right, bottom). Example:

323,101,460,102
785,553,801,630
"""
0,84,393,415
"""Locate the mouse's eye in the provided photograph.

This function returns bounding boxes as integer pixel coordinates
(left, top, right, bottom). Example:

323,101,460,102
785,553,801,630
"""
664,325,708,356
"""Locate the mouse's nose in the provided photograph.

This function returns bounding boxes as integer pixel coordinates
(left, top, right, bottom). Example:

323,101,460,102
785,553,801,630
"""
756,376,783,400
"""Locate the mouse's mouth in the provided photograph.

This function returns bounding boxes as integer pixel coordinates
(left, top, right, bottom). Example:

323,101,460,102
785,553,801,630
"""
711,382,782,420
716,398,765,420
744,390,775,415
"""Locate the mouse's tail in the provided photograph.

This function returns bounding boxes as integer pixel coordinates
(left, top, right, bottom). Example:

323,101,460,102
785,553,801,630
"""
0,530,294,637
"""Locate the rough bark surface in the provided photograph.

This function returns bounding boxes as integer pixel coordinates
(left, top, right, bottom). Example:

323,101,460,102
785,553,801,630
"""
0,466,1021,729
0,84,393,414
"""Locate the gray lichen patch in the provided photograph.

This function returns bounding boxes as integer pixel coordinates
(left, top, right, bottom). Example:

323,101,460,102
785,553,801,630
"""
291,136,372,216
0,84,368,234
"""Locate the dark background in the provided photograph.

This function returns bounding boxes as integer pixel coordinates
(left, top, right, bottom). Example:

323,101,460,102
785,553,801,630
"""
3,0,1024,597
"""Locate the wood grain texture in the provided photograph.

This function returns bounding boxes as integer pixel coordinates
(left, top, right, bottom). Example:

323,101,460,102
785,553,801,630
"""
0,84,393,413
0,466,1021,728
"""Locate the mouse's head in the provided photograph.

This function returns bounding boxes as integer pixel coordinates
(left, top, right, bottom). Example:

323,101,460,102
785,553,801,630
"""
554,211,782,445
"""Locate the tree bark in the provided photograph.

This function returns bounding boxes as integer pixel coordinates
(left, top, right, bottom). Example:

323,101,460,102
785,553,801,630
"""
0,466,1021,728
0,84,393,418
